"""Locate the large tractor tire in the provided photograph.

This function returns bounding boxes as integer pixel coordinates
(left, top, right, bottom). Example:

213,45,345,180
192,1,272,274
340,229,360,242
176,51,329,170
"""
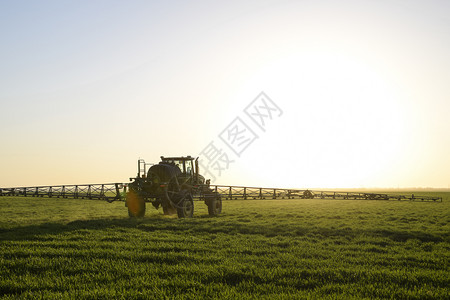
177,193,194,218
126,189,146,218
163,204,177,215
207,194,222,216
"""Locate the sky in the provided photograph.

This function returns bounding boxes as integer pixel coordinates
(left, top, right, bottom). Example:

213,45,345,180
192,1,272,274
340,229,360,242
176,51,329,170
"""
1,0,449,189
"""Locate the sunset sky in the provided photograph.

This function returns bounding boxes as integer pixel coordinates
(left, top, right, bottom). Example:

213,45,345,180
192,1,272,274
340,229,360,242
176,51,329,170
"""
1,0,449,189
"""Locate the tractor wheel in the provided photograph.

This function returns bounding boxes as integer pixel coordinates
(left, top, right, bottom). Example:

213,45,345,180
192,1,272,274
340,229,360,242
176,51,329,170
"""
177,193,194,218
163,205,177,215
207,195,222,216
126,189,146,218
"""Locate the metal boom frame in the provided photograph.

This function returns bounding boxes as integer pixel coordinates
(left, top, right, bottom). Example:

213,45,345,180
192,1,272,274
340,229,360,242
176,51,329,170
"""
0,183,124,202
0,183,443,202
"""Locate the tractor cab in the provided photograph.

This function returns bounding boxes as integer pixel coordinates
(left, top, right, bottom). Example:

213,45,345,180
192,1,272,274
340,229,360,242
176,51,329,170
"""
160,156,205,185
160,156,194,176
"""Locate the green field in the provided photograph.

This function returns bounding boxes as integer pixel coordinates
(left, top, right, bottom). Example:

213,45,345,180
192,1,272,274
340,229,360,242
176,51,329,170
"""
1,194,449,299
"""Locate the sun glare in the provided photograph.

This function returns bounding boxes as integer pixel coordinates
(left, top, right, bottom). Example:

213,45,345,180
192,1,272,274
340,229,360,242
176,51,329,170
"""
241,52,407,188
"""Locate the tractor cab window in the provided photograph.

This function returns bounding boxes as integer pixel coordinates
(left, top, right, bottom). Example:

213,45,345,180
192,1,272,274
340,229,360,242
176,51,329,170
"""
174,160,184,173
163,159,183,173
161,158,194,174
185,160,194,175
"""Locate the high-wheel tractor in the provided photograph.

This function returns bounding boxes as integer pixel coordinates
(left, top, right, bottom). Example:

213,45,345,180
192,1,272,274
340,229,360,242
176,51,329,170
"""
126,156,222,218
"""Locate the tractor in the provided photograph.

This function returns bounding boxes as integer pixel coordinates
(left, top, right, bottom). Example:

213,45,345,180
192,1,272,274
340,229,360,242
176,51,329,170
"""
126,156,222,218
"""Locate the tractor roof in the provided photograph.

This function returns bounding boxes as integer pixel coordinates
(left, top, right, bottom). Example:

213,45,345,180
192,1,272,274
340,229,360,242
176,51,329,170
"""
160,156,195,161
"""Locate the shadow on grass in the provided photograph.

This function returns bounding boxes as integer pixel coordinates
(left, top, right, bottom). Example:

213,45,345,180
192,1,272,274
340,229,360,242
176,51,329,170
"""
0,215,446,243
0,217,167,241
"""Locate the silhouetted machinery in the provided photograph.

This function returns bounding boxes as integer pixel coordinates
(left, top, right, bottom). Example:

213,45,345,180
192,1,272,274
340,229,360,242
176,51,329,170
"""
1,157,441,216
126,156,222,218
